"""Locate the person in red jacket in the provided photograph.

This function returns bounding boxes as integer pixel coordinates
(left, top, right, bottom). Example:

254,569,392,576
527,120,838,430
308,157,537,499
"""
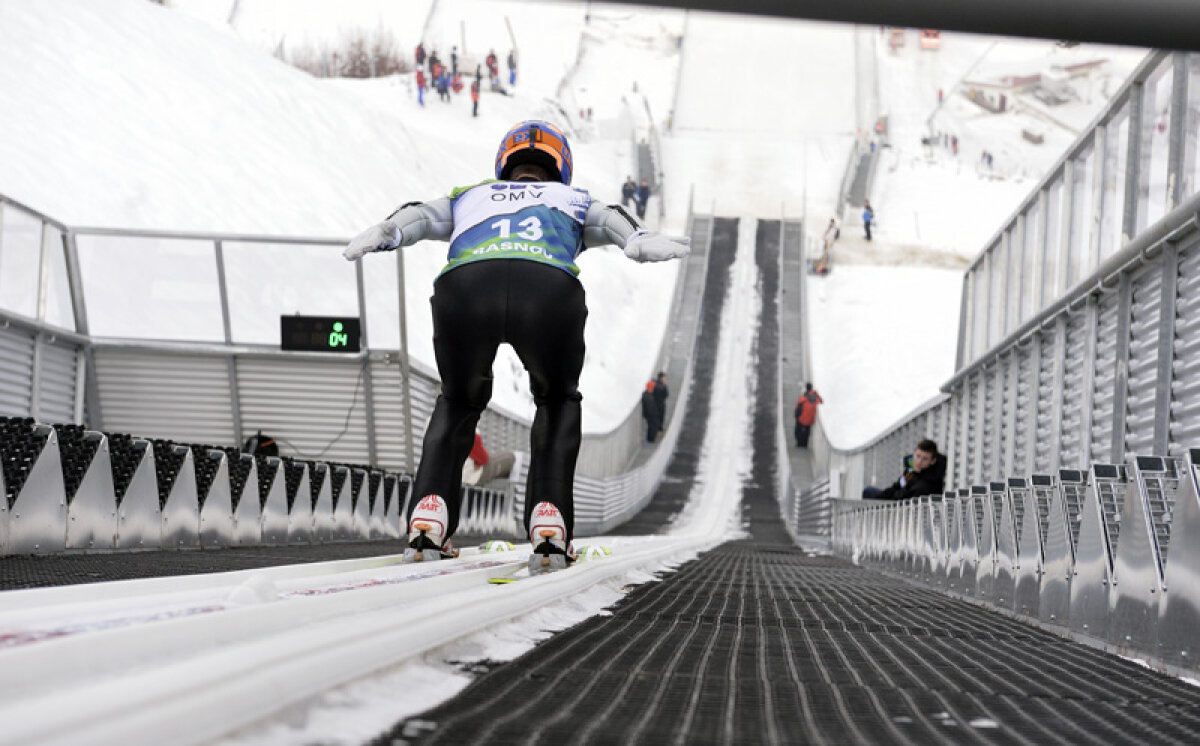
486,49,499,83
794,382,822,447
462,431,514,485
415,68,427,107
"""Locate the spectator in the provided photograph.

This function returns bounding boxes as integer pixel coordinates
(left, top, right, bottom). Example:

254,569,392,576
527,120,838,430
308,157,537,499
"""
507,49,517,86
415,42,426,69
427,50,439,75
641,381,662,443
862,199,875,241
450,46,458,76
461,432,515,485
814,218,838,275
416,68,427,107
436,65,450,102
470,79,480,117
822,217,839,252
636,179,651,219
862,439,945,501
242,429,278,457
793,383,822,448
486,49,499,83
652,371,669,437
621,176,637,207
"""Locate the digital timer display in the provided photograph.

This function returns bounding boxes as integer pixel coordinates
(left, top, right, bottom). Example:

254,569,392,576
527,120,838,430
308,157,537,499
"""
280,315,361,353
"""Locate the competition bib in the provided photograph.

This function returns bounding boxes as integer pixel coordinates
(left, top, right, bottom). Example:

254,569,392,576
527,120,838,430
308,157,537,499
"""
442,181,591,276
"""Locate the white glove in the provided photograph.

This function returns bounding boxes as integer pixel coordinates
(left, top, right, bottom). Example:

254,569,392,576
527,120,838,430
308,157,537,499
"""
343,220,401,261
622,231,691,262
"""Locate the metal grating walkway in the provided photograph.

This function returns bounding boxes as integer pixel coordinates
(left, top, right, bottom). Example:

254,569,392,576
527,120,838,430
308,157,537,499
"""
0,541,400,590
384,545,1200,745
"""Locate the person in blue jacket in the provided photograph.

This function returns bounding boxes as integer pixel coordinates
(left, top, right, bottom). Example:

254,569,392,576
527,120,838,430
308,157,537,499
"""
863,199,875,241
344,120,690,569
635,179,651,219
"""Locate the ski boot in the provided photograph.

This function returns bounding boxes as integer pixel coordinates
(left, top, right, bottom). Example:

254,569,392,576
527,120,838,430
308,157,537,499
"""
404,494,459,562
528,501,576,573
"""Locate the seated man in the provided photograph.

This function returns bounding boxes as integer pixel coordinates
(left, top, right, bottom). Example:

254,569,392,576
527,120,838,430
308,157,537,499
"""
862,439,945,501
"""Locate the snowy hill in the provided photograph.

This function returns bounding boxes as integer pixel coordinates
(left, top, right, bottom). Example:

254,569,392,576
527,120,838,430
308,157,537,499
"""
0,0,1147,447
0,0,682,432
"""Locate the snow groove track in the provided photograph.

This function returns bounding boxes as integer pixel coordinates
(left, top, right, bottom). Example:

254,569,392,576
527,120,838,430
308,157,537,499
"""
611,217,741,536
383,220,1200,745
0,537,718,746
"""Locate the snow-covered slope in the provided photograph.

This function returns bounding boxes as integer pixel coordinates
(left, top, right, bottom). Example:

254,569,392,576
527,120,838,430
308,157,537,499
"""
0,0,684,431
0,0,1148,445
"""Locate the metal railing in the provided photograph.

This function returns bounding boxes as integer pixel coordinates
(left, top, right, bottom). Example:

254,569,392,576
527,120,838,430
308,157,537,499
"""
0,192,708,551
832,450,1200,674
844,51,1200,489
777,52,1200,556
0,192,692,477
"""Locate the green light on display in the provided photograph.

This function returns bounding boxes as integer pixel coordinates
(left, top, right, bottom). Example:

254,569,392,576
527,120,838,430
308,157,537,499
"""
328,321,349,349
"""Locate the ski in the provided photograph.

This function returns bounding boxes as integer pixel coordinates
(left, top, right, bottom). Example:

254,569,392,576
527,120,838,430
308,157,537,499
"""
488,545,612,584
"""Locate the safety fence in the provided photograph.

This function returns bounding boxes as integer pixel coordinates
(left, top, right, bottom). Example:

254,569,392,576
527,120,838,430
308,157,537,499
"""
832,450,1200,672
774,50,1200,556
788,51,1200,519
0,414,524,555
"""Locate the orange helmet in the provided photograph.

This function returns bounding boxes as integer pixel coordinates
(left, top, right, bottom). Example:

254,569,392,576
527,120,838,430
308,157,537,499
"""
495,120,573,184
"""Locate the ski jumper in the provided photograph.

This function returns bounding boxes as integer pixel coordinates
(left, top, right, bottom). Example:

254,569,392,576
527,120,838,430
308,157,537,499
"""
408,180,601,541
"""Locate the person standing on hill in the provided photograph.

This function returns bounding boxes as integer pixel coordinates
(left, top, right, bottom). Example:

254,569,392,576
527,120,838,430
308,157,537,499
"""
652,371,669,438
486,49,499,83
641,381,662,443
794,383,822,448
621,176,637,207
822,218,839,252
636,179,651,219
862,199,875,241
343,120,690,569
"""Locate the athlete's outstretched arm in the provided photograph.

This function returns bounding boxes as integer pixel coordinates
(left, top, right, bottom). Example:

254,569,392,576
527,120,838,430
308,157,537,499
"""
582,202,690,262
343,197,454,261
